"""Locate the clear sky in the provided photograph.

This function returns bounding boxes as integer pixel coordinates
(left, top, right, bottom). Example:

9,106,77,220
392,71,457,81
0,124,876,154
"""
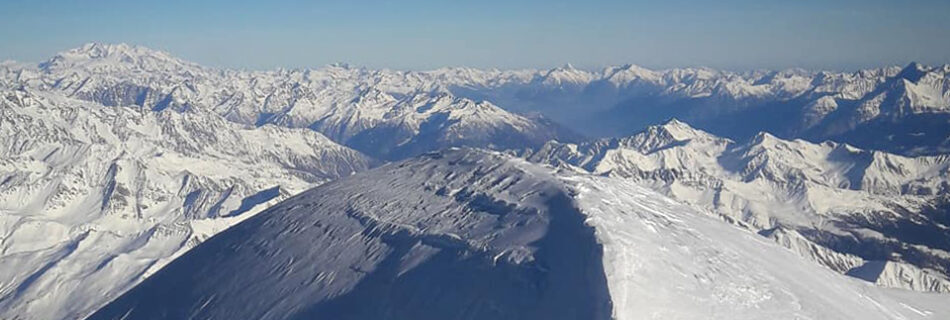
1,0,948,71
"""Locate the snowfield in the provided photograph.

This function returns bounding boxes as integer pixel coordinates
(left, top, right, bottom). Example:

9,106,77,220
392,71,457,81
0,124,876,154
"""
90,149,950,319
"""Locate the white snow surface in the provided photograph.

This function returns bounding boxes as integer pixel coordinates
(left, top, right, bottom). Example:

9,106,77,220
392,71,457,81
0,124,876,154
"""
2,43,574,160
4,43,949,156
89,149,950,319
526,119,950,292
0,43,948,319
0,89,372,319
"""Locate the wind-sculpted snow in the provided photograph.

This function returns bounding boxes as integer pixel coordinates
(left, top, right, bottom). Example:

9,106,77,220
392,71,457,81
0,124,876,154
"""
90,149,613,319
91,149,950,319
526,119,950,292
0,89,372,319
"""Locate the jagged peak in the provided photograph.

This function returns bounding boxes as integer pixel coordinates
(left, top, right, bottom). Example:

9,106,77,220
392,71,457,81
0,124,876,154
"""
613,118,726,152
349,85,397,105
896,61,928,82
829,140,864,154
750,131,781,146
603,64,661,83
648,118,714,141
388,88,463,113
544,63,584,74
660,118,689,129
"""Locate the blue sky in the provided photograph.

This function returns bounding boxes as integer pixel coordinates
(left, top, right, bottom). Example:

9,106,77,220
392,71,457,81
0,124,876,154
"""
1,0,948,71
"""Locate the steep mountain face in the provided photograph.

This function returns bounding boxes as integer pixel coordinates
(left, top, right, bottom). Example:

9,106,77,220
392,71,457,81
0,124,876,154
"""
525,119,950,292
3,44,577,160
0,89,372,319
90,149,950,320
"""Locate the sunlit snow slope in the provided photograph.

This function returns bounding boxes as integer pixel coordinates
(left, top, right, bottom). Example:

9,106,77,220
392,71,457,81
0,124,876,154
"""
0,89,372,319
526,119,950,292
91,149,950,320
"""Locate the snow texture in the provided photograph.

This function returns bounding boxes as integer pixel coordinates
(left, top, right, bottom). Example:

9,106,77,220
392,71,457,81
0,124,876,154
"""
526,119,950,292
90,149,950,320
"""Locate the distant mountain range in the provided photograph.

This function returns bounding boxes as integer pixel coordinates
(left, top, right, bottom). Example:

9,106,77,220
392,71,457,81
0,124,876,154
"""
1,43,948,319
4,43,578,161
5,43,948,156
453,62,950,156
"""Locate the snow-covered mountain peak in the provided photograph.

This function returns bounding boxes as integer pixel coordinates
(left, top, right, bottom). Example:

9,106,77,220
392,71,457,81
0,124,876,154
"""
653,118,708,139
537,64,595,88
747,131,784,147
5,44,950,319
526,123,950,294
600,64,663,86
88,149,950,319
350,85,398,105
39,43,199,73
615,118,728,153
897,62,928,82
873,62,950,115
0,81,374,319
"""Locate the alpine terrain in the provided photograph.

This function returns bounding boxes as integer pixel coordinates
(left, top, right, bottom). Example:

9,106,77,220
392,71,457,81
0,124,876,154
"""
0,88,372,318
90,149,950,320
0,43,947,319
526,119,950,292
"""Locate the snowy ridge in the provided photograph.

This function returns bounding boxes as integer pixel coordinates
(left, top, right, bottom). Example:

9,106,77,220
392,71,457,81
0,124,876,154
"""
525,119,950,292
311,90,571,160
4,43,949,156
2,44,576,160
0,43,948,318
89,149,950,319
0,88,372,319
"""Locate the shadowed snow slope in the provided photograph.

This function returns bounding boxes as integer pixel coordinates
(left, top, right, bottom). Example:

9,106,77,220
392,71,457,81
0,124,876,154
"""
90,149,949,320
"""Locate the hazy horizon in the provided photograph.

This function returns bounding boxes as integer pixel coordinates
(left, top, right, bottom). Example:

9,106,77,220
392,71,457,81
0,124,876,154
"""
2,0,949,71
